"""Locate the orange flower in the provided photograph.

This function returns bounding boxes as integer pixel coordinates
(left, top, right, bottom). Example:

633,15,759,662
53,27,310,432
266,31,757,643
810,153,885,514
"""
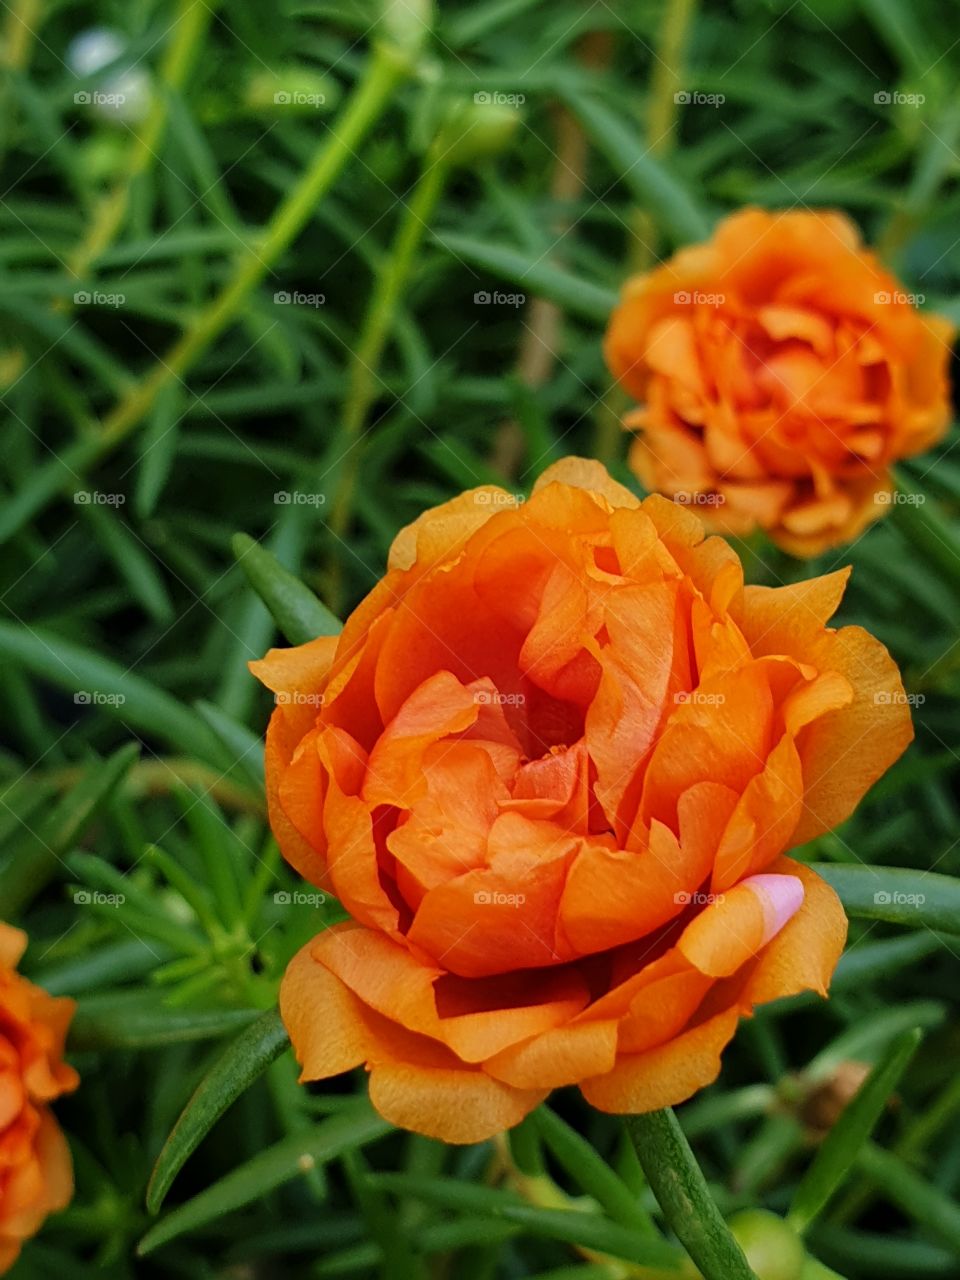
0,924,78,1273
605,208,954,556
255,458,911,1142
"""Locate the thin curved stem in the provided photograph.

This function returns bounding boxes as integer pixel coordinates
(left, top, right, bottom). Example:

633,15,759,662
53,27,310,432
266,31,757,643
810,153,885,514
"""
626,1110,759,1280
324,136,451,609
0,40,410,547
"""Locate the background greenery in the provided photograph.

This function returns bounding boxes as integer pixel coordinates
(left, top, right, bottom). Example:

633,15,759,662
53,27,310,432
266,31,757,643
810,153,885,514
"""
1,0,959,1276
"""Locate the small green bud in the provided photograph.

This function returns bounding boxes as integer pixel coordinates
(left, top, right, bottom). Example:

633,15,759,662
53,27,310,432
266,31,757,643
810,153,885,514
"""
439,100,519,166
380,0,433,59
728,1209,806,1280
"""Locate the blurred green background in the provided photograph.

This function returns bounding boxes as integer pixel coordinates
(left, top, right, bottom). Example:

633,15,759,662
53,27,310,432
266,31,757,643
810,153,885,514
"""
1,0,959,1276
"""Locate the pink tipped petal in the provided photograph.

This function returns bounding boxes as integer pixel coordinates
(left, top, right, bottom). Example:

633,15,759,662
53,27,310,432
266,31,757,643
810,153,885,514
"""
678,873,807,979
741,873,805,945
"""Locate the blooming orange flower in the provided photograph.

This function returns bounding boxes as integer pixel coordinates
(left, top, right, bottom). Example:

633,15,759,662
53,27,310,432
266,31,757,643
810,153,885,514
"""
0,924,78,1273
605,208,954,556
255,459,911,1142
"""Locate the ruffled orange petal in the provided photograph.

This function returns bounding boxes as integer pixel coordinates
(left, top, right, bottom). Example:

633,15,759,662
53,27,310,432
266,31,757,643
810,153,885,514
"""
581,1006,741,1113
368,1060,546,1145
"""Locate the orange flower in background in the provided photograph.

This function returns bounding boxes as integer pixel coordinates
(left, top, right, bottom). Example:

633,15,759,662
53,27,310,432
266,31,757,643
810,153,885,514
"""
0,924,78,1274
605,208,954,556
255,458,912,1143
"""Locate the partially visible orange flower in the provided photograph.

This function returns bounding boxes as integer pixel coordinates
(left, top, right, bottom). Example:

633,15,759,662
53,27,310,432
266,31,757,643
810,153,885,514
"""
255,458,911,1143
605,208,954,556
0,924,78,1274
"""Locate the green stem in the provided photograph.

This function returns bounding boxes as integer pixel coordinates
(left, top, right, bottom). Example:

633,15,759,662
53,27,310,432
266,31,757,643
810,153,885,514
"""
878,99,960,263
594,0,697,470
644,0,699,154
102,41,408,447
341,145,450,443
855,1142,960,1255
1,0,41,70
30,757,264,815
325,137,451,605
67,0,219,282
0,0,42,170
831,1071,960,1224
626,1110,759,1280
591,387,628,474
0,40,410,547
